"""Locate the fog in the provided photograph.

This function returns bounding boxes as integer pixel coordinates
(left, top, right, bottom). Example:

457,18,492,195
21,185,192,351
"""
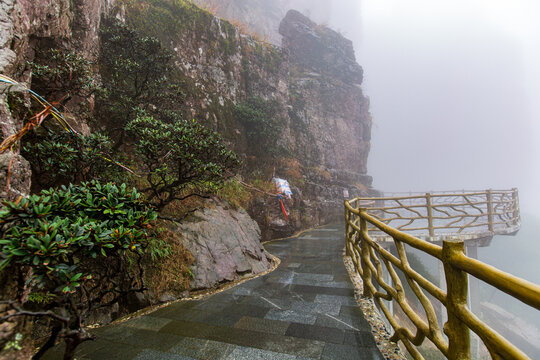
357,1,540,211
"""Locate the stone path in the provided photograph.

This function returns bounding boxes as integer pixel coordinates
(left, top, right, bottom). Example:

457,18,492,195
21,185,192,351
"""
44,224,384,359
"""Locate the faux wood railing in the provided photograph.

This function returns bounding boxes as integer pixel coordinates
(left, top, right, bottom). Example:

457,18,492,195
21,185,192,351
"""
344,189,540,360
349,189,520,240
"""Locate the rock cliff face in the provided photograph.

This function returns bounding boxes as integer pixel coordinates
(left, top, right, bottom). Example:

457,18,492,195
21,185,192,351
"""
0,0,111,199
177,203,273,290
113,2,373,237
191,0,333,46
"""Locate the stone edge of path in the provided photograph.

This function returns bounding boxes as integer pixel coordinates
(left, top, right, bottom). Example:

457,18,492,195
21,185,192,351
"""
88,252,282,330
343,253,407,360
88,225,317,330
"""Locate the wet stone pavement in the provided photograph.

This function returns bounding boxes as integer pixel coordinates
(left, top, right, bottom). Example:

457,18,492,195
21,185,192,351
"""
44,224,384,359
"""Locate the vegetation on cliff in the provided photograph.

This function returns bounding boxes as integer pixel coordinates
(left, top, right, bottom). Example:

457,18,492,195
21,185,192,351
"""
0,182,156,358
0,13,241,359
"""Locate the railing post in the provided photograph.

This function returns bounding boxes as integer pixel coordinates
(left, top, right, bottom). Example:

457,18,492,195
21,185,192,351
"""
359,208,373,298
486,189,494,232
344,200,351,257
442,240,471,360
512,188,519,226
426,193,435,237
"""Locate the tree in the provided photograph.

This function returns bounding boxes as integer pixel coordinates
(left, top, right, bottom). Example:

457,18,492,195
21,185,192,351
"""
126,113,241,212
98,18,186,147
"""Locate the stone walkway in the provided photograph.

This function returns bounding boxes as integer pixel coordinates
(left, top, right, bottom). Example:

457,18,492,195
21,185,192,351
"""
44,224,384,359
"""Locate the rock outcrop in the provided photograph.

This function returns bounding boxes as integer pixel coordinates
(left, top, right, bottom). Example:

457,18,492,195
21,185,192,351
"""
177,203,273,290
191,0,334,46
0,0,111,200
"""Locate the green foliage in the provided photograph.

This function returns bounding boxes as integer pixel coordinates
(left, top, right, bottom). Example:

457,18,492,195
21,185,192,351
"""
0,181,156,293
29,48,99,101
217,178,252,209
98,17,186,144
126,113,241,211
148,237,172,262
3,333,23,351
233,96,285,157
0,181,157,358
22,130,122,190
28,291,56,304
122,0,238,56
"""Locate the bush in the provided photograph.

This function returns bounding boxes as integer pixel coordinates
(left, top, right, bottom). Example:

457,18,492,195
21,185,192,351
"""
22,130,122,190
233,96,285,157
98,17,186,146
126,113,241,211
0,181,156,359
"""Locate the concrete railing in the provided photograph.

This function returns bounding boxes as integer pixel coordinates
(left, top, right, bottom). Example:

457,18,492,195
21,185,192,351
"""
344,189,540,360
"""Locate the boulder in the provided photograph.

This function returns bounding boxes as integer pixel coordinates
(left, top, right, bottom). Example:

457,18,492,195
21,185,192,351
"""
177,203,273,290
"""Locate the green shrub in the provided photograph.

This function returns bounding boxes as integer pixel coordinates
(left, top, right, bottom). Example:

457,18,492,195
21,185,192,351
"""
233,96,285,157
29,48,99,100
0,181,156,359
126,113,241,211
98,17,186,145
22,130,122,190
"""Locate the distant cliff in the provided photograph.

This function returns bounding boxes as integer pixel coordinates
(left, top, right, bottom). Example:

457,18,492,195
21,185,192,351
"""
191,0,333,46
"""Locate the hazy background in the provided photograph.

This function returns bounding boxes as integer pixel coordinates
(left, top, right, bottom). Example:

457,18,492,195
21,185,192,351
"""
353,0,540,212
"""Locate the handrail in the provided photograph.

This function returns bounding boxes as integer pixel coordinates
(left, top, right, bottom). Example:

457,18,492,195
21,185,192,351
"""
344,188,540,360
350,189,520,240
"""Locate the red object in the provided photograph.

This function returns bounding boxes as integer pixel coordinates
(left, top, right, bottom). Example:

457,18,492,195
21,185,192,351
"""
280,199,289,221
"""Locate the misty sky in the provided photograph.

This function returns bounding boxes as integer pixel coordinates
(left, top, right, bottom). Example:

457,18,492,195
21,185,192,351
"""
318,0,540,211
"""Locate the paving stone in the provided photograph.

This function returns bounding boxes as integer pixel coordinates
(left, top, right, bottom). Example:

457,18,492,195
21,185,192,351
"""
343,331,379,347
223,346,298,360
103,328,184,351
265,309,317,325
44,224,383,360
132,349,196,360
292,285,354,297
234,316,290,335
314,294,357,306
314,313,371,332
290,300,341,316
77,340,143,359
169,337,236,359
286,262,302,268
321,343,385,360
285,323,345,344
123,316,173,331
160,319,325,358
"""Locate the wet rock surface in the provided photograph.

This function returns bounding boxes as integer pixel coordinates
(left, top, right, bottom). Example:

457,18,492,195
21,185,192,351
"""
178,203,273,290
41,224,384,360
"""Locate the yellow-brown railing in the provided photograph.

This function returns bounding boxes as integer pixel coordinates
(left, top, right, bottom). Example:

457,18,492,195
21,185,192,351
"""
344,189,540,360
351,189,520,240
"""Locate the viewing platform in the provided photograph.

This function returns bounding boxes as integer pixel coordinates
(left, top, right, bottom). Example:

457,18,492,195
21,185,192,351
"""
349,189,521,245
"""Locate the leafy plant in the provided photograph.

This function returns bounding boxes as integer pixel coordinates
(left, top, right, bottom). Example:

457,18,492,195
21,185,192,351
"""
98,18,186,146
22,130,123,190
126,113,241,211
233,96,285,157
0,181,156,359
29,48,100,103
3,333,23,351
